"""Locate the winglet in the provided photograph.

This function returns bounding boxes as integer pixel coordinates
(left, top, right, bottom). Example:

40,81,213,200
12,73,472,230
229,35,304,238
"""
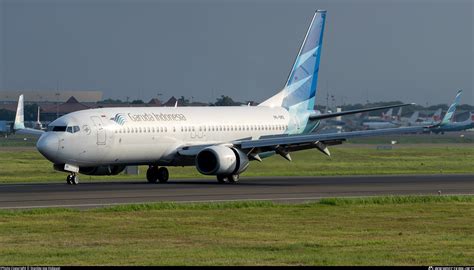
14,94,25,130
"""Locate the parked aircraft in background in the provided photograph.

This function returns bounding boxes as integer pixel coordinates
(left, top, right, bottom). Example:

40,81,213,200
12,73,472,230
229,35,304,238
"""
429,90,473,134
408,108,442,127
33,106,46,131
431,113,473,133
14,10,433,185
13,95,45,136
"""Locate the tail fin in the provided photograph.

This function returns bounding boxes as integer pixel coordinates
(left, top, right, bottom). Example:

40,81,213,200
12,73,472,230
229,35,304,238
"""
440,90,462,126
432,108,442,122
259,10,326,109
14,94,25,130
396,107,402,121
409,111,419,124
382,108,393,120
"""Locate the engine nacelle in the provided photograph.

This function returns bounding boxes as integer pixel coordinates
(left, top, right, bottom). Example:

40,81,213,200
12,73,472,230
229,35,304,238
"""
79,165,126,176
196,145,249,175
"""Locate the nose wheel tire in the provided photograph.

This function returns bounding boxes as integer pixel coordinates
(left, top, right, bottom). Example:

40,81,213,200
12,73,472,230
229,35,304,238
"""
157,167,169,183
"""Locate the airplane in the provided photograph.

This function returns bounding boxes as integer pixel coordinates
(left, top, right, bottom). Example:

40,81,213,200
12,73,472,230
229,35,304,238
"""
428,90,473,133
360,106,409,130
431,113,474,133
13,94,45,136
14,10,432,185
407,108,442,127
33,106,45,131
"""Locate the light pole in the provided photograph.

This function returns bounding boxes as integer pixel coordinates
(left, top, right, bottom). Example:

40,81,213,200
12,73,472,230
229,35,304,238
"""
55,92,60,119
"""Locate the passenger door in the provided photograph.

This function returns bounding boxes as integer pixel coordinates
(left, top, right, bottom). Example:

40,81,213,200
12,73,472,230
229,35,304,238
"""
91,116,106,145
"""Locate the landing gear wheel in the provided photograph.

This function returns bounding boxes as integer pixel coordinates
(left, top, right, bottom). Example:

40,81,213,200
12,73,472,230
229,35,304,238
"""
157,167,169,183
216,175,227,184
228,174,239,183
70,174,79,185
146,166,158,183
66,175,72,185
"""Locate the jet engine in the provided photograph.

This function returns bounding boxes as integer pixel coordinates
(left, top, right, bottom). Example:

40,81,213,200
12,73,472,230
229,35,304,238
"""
79,165,126,176
195,145,249,175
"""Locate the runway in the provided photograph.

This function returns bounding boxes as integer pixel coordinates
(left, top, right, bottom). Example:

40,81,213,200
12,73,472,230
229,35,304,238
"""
0,175,472,209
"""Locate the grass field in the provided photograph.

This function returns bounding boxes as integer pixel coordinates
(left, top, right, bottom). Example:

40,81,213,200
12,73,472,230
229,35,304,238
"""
0,196,472,265
0,145,473,183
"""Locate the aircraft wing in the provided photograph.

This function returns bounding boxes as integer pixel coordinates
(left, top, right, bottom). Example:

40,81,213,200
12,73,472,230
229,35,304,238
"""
15,128,45,136
235,126,425,156
309,103,414,121
178,126,426,158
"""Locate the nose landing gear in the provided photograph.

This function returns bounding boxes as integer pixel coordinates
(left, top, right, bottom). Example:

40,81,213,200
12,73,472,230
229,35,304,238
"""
66,173,79,185
146,166,169,183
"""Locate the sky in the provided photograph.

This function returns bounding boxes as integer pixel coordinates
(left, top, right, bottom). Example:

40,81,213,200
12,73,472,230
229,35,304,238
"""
0,0,473,106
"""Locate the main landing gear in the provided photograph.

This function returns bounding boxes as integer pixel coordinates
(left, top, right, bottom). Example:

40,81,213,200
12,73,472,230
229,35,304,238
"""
66,173,79,185
216,174,239,184
146,165,169,183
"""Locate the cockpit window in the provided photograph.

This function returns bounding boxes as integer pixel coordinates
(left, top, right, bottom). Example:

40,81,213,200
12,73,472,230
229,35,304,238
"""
48,125,80,133
51,126,67,132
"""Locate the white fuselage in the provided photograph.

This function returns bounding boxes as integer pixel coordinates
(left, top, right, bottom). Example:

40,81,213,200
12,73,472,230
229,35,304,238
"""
37,106,292,167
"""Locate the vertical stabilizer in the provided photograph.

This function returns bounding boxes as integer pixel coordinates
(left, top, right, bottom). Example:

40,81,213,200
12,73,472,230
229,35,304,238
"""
396,107,402,121
382,108,393,121
440,90,462,126
409,111,419,124
432,108,442,122
14,95,25,130
259,10,327,110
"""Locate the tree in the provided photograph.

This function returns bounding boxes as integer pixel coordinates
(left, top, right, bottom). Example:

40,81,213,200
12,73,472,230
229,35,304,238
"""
178,96,190,106
131,99,144,104
98,98,124,104
213,95,240,106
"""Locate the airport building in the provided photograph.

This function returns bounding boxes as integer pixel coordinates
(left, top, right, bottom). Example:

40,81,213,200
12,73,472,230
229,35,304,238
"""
0,90,103,104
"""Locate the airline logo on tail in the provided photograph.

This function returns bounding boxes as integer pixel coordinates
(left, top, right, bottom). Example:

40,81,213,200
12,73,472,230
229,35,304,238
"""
283,10,326,111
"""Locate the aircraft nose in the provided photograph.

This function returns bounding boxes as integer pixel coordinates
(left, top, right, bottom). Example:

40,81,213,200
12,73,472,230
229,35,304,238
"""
36,133,59,161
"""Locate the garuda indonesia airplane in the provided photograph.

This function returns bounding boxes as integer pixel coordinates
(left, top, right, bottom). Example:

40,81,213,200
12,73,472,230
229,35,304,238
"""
15,10,434,185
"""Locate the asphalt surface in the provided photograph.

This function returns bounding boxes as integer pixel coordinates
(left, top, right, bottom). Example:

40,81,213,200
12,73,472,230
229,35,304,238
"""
0,175,473,209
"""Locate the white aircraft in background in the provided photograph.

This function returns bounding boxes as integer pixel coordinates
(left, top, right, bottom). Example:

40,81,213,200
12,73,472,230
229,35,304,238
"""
408,108,442,127
33,106,45,131
15,10,431,185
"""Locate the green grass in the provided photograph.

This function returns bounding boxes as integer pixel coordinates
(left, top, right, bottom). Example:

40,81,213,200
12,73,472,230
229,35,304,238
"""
0,146,473,183
348,133,474,144
0,196,472,265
